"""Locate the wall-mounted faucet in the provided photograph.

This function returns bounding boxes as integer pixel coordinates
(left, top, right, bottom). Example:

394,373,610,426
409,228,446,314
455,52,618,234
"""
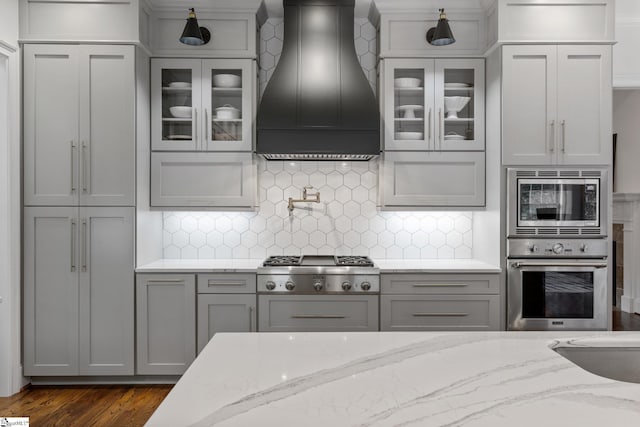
288,186,320,215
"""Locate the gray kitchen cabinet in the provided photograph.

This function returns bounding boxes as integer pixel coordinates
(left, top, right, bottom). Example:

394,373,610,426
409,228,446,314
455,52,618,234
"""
380,151,485,207
23,206,134,376
151,152,256,208
380,273,500,331
23,44,135,206
136,274,196,375
258,295,379,332
151,58,254,152
196,273,256,353
502,45,611,166
197,294,256,353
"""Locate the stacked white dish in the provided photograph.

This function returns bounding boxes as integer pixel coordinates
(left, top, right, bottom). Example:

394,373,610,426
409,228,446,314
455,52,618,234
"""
444,132,465,141
394,77,421,88
213,74,241,88
169,106,192,118
396,131,423,140
168,82,191,89
215,105,240,120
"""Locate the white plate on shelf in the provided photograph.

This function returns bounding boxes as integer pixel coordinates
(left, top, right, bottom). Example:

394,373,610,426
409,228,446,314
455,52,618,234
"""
445,83,472,89
444,133,465,140
166,135,192,140
168,82,192,89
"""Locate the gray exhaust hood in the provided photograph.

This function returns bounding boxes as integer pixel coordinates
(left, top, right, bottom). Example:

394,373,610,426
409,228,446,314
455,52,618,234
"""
256,0,380,160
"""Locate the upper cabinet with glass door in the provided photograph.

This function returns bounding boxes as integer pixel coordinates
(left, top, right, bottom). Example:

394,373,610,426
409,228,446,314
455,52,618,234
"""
151,58,253,152
384,58,484,151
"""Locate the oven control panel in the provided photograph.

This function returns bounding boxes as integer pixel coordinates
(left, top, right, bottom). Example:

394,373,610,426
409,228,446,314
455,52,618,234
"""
257,274,380,293
508,239,608,258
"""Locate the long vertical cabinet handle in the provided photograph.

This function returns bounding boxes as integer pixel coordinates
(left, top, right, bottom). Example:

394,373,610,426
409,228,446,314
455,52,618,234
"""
204,109,209,142
70,219,77,272
81,218,87,272
70,141,76,193
549,120,555,152
428,108,432,143
82,141,89,193
561,120,566,153
438,108,443,149
249,306,254,332
194,109,198,150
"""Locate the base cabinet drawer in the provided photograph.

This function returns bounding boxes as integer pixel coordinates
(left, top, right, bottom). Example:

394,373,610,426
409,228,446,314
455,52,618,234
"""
258,295,379,332
381,295,499,331
197,273,256,293
382,274,499,294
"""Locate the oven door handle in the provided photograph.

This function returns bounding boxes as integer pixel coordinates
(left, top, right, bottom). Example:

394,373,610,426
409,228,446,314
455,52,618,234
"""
511,261,608,269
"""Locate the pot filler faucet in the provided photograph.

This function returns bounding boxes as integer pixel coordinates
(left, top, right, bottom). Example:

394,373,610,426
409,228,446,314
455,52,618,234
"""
288,186,320,215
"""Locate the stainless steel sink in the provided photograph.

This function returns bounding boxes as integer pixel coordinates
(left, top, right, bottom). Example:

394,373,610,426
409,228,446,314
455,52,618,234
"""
553,343,640,384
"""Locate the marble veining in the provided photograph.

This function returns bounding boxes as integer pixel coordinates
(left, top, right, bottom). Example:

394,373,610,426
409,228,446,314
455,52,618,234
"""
146,332,640,427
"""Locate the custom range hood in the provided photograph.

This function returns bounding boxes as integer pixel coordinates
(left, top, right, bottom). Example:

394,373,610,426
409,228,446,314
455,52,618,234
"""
256,0,380,160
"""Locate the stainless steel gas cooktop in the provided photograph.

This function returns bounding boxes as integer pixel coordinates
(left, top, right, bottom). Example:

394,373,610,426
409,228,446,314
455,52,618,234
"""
257,255,379,294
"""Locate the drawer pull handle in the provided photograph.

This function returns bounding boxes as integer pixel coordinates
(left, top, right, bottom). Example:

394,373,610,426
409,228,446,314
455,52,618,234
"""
208,280,244,286
412,312,468,317
249,306,254,332
412,283,467,287
291,314,347,319
147,279,185,284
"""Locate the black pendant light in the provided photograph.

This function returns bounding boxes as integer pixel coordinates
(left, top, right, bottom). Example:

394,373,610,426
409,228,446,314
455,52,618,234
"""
180,8,211,46
426,8,455,46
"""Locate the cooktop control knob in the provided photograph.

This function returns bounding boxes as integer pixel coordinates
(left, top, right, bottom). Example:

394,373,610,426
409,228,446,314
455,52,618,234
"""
285,281,296,291
313,281,323,291
552,243,564,254
341,281,352,291
361,281,371,291
529,244,539,253
581,244,589,253
265,281,276,290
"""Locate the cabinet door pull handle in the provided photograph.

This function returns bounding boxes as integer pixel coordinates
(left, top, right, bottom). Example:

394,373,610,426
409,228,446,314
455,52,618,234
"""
82,141,89,193
249,306,254,332
561,120,566,153
81,218,87,272
549,120,555,153
291,314,347,319
438,108,442,147
412,312,468,317
146,279,185,284
204,109,209,142
70,141,76,193
194,109,198,150
70,219,76,272
412,283,467,288
428,108,432,142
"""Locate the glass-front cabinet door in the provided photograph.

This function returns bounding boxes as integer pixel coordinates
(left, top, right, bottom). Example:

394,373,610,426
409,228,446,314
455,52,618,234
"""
383,58,484,151
202,59,253,152
435,59,484,151
151,59,201,151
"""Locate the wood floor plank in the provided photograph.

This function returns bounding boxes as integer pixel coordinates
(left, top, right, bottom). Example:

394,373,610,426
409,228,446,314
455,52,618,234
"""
0,385,172,426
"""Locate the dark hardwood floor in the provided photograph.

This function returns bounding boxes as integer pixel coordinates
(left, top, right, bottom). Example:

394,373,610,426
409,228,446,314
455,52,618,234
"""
613,309,640,331
0,384,172,426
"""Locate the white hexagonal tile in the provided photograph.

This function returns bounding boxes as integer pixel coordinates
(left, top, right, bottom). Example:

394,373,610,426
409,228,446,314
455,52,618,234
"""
355,37,368,56
215,216,232,233
198,246,215,259
395,230,412,247
258,230,275,247
197,215,215,233
232,216,250,233
361,230,377,248
421,216,437,233
261,52,275,70
275,230,292,248
404,246,420,259
163,230,172,247
261,22,275,40
455,246,472,258
300,161,318,173
438,216,455,233
260,171,275,189
292,232,309,248
249,246,267,259
368,39,377,54
250,215,267,233
455,215,472,232
317,185,334,201
309,171,326,188
335,187,351,203
223,230,241,248
446,231,463,248
421,246,437,259
172,230,189,248
360,52,376,72
267,216,283,232
233,246,249,258
326,231,343,247
206,231,223,247
463,230,473,247
266,187,284,203
369,216,386,233
378,230,394,248
181,246,197,258
180,216,197,233
275,21,284,40
343,200,361,218
318,162,335,174
300,216,317,233
189,231,206,248
164,214,181,233
412,230,428,247
360,201,377,218
361,171,376,189
336,161,351,173
292,173,309,188
403,216,420,233
326,171,343,189
164,245,180,259
326,200,344,217
259,200,276,219
274,173,291,190
352,217,369,233
370,245,386,258
284,161,301,174
361,23,376,41
259,37,267,55
216,245,232,258
266,245,283,256
386,215,403,233
343,171,360,189
353,22,361,38
343,230,360,248
386,245,403,258
438,246,454,258
430,230,446,248
266,37,283,55
335,216,351,233
309,231,326,248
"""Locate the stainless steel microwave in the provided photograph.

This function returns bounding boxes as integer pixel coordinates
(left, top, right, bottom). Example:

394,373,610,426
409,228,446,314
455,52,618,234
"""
507,168,608,237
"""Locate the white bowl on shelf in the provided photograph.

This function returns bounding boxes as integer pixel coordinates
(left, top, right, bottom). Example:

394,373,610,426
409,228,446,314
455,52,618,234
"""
444,132,465,141
168,82,191,89
215,104,240,120
169,106,192,118
213,74,241,88
396,131,423,140
444,96,470,119
394,77,421,88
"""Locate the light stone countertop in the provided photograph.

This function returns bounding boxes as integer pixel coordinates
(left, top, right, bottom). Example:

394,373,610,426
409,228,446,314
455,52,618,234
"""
146,331,640,427
135,259,501,273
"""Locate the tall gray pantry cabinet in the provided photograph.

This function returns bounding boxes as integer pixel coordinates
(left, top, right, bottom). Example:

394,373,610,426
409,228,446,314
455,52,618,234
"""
22,44,135,376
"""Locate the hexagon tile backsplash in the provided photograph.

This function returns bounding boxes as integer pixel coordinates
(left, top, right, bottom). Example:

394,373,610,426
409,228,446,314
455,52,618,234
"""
163,160,473,260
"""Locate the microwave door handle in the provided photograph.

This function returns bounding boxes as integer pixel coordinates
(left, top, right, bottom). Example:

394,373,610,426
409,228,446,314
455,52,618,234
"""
512,261,607,269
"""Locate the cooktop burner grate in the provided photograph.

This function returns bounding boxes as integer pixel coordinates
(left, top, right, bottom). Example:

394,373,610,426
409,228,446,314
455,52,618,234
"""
335,256,374,266
263,256,302,266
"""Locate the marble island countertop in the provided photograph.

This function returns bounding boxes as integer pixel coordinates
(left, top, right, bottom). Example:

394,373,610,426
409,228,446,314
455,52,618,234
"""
146,332,640,427
135,258,501,273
